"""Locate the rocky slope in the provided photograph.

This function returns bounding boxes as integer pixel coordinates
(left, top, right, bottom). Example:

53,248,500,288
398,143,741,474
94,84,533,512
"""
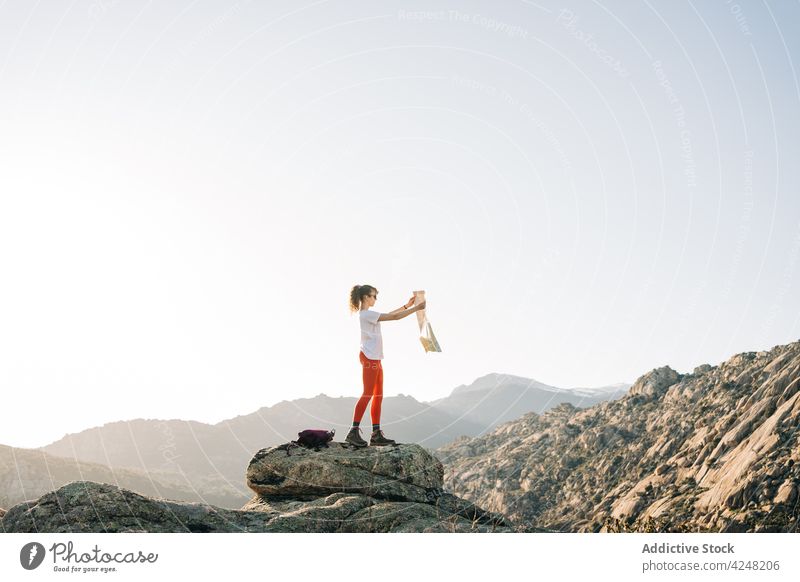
2,442,511,532
437,340,800,532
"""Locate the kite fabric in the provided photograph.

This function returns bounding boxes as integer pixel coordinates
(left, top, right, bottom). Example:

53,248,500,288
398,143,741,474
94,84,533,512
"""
412,290,442,353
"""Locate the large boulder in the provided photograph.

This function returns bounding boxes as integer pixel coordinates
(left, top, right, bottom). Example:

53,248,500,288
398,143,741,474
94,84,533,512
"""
246,441,443,502
2,443,511,533
1,481,270,533
628,366,681,399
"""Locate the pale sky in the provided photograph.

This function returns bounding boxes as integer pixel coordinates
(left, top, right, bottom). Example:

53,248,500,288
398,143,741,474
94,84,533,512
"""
1,0,799,448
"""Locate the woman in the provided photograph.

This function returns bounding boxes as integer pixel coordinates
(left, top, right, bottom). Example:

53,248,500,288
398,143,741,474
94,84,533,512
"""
345,284,426,447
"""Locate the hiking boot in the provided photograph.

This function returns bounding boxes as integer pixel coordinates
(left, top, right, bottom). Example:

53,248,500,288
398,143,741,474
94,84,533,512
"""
369,429,396,446
345,427,368,447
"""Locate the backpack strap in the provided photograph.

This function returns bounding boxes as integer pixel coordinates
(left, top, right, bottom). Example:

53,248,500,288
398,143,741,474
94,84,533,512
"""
276,441,300,456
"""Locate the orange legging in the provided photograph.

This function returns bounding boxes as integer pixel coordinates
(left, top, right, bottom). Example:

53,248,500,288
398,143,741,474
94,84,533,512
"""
353,350,383,425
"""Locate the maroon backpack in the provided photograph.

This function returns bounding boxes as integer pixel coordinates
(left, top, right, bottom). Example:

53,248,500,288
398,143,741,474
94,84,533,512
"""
293,428,336,450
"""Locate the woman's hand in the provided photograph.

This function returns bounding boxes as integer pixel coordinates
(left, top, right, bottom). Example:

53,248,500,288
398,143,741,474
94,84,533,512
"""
405,296,415,309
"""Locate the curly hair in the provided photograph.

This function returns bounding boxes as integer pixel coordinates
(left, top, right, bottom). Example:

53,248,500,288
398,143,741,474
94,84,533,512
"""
349,284,377,313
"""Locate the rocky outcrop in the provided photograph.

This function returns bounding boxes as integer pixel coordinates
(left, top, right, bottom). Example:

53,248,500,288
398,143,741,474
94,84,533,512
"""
247,441,444,501
628,366,681,399
2,443,511,532
438,340,800,532
1,481,272,533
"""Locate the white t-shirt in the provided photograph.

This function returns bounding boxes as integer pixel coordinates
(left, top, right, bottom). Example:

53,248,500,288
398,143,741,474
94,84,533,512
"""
359,309,384,360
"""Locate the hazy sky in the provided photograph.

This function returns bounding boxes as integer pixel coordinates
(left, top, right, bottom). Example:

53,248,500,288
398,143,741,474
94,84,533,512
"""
1,0,799,448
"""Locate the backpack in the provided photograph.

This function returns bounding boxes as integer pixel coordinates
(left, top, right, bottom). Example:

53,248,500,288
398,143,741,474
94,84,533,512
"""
292,428,336,451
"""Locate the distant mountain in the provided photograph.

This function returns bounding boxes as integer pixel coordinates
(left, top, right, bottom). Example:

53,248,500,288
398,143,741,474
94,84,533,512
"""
34,375,629,510
436,340,800,532
0,444,245,510
429,373,629,432
217,393,486,450
568,382,632,397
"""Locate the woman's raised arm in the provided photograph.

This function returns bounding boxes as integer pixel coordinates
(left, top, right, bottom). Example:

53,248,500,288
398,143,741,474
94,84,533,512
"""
378,300,426,322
